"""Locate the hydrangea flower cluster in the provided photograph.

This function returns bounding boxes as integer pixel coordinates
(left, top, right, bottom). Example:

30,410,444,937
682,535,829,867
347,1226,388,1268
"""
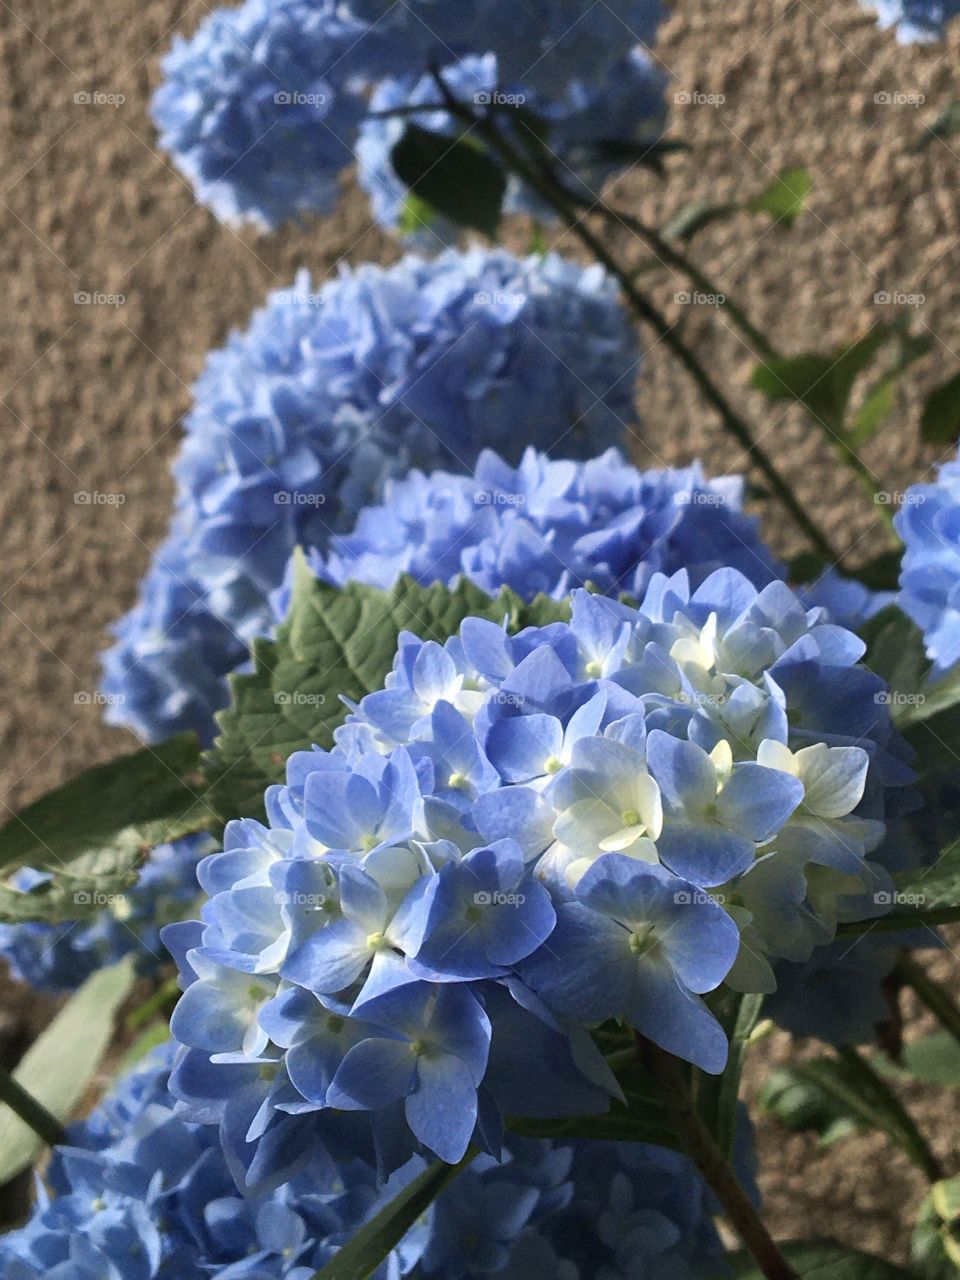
101,248,638,740
273,446,784,616
0,1043,738,1280
357,52,667,242
166,571,910,1178
0,836,213,995
895,447,960,677
153,0,668,230
862,0,960,41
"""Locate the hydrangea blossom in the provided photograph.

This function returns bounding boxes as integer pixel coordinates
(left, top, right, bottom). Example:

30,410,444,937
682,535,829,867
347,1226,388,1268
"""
895,449,960,676
862,0,960,41
357,52,667,242
0,836,213,994
152,0,369,228
167,572,911,1178
273,447,783,614
101,248,638,740
0,1043,740,1280
154,0,669,228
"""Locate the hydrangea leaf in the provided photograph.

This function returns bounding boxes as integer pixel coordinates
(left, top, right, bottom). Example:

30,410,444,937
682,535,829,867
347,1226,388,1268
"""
751,327,889,431
0,956,136,1183
0,734,213,922
730,1242,917,1278
747,166,812,227
877,1032,960,1088
921,370,960,444
390,123,506,236
205,558,569,823
891,840,960,919
913,1175,960,1276
310,1152,473,1280
661,198,739,243
758,1066,867,1147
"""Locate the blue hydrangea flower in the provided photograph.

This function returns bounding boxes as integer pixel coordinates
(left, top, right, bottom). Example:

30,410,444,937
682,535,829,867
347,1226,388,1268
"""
155,0,669,229
0,1042,739,1280
357,51,667,243
0,835,213,995
166,571,911,1177
101,250,640,745
896,450,960,676
152,0,370,228
862,0,960,41
273,446,783,619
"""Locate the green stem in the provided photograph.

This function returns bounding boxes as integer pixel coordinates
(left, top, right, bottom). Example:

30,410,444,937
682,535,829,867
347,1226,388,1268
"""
430,78,841,565
896,953,960,1049
836,905,960,936
0,1064,66,1149
638,1038,798,1280
126,976,180,1031
835,1045,943,1183
580,196,895,534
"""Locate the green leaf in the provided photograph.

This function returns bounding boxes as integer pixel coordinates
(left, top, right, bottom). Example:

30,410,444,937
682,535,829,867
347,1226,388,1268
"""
880,1032,960,1088
586,136,691,175
730,1241,917,1278
0,956,137,1182
915,100,960,151
310,1153,472,1280
921,371,960,444
858,605,929,709
751,327,889,431
850,323,930,447
748,166,812,227
893,840,960,916
390,123,505,236
120,1023,173,1073
397,190,438,237
758,1066,867,1147
206,561,568,823
913,1175,960,1277
661,199,738,243
0,734,213,922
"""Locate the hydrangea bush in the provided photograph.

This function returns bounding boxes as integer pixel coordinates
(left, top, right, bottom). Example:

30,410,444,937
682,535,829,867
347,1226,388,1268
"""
5,3,960,1279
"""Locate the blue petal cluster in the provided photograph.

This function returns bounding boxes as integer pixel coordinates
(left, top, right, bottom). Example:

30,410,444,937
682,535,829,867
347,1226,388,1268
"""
0,1043,737,1280
896,451,960,676
166,572,910,1178
100,248,638,741
0,836,213,995
273,446,783,615
154,0,668,229
862,0,960,41
152,0,368,229
356,52,667,242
